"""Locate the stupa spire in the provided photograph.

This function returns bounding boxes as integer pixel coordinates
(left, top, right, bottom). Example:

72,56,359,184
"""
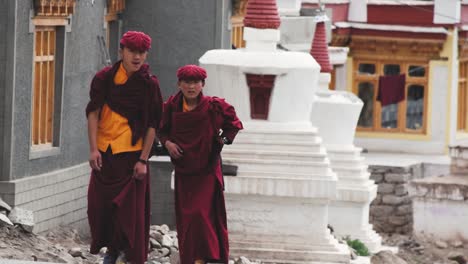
243,0,281,29
310,21,332,73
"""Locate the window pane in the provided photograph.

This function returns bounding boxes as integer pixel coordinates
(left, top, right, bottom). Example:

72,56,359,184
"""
358,64,376,75
408,65,425,77
384,64,400,76
406,85,424,130
381,103,398,129
357,82,374,128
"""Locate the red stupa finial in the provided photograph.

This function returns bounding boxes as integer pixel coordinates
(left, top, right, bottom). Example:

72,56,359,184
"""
310,21,332,73
243,0,281,29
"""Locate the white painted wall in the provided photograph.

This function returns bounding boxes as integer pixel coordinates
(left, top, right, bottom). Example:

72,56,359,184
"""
413,198,468,241
312,91,363,146
200,49,321,124
279,16,316,52
348,0,367,22
334,64,347,91
354,62,449,154
277,0,302,16
434,0,460,24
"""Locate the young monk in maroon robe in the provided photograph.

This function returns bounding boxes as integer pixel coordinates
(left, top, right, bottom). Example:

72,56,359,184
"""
86,31,163,264
158,65,243,264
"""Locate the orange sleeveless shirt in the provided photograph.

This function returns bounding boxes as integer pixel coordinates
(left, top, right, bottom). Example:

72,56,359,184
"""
97,63,143,154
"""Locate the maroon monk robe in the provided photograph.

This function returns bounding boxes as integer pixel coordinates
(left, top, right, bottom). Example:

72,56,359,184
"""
377,74,406,107
86,60,163,264
87,150,150,264
158,91,243,264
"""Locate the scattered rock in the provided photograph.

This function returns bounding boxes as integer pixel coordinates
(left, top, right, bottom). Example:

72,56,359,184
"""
435,240,449,249
8,207,34,233
451,240,464,248
150,238,162,249
159,247,170,257
74,256,84,264
235,256,252,264
168,230,177,238
161,234,173,248
0,212,13,226
173,237,179,249
151,231,164,243
371,250,408,264
448,252,467,264
0,198,12,212
348,246,357,260
160,224,170,235
69,247,83,258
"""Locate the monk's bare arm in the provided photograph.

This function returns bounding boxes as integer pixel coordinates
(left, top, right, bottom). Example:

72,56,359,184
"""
132,127,155,180
140,127,156,161
87,109,102,171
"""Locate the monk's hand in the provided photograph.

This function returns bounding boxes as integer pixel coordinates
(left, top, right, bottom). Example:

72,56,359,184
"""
133,161,147,180
89,150,102,171
165,140,183,159
216,136,225,146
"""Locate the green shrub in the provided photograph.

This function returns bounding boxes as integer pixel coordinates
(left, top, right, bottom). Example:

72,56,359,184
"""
344,236,370,256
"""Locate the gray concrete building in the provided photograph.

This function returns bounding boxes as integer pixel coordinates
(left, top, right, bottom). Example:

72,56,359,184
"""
0,0,231,233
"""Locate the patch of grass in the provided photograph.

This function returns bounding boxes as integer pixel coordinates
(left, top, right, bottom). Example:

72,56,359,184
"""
344,236,370,256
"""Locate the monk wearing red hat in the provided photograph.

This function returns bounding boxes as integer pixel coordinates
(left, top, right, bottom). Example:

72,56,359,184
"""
158,65,243,264
86,31,163,264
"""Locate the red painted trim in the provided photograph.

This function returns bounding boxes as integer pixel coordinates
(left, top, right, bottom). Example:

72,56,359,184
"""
346,28,446,40
462,5,468,24
311,22,333,73
368,5,434,26
244,0,281,29
333,27,446,40
328,4,349,23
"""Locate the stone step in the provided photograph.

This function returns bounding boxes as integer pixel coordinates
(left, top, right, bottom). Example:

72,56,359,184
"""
225,176,337,198
224,158,331,175
326,147,362,158
222,149,327,162
235,132,321,142
330,158,366,169
237,128,320,140
232,141,323,152
331,165,368,175
233,170,337,180
327,155,365,164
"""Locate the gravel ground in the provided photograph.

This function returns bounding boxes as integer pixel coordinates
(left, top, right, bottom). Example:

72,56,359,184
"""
1,224,467,264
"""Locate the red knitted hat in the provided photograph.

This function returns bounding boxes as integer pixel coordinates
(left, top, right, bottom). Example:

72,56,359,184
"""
120,31,152,52
176,65,207,81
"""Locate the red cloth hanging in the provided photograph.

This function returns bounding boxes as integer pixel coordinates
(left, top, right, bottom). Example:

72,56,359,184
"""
377,74,406,106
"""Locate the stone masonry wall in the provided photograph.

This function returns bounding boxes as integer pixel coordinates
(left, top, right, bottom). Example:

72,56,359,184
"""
369,165,415,234
368,162,449,235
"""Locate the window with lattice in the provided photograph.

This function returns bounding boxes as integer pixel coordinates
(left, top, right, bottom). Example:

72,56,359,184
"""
353,60,428,134
32,27,56,146
34,0,76,17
